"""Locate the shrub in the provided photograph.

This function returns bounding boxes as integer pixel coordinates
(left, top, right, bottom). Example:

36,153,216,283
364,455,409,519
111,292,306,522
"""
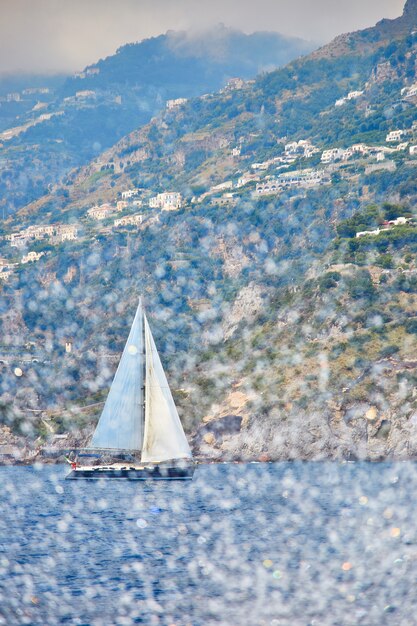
379,345,400,359
376,254,393,269
394,274,417,293
405,318,417,334
345,269,375,300
319,271,341,290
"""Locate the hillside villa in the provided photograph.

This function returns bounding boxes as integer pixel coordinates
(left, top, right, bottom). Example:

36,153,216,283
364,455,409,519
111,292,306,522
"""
356,217,413,238
121,189,140,199
166,98,188,110
87,204,115,220
21,251,46,264
114,214,143,227
5,224,78,247
149,192,182,210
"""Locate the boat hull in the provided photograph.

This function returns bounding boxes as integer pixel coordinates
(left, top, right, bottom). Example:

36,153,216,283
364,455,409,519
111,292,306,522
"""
65,464,195,481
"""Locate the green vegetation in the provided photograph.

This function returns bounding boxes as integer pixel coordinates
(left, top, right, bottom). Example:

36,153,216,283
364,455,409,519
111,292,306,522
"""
336,203,410,238
2,9,417,458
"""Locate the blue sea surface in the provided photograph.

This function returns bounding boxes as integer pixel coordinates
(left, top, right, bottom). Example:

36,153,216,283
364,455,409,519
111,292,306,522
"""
1,462,417,626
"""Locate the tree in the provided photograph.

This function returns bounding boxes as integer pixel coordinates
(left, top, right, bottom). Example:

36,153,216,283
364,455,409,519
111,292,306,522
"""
345,269,375,300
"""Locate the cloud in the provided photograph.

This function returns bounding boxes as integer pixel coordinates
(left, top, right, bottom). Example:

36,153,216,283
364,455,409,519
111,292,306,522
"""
0,0,406,74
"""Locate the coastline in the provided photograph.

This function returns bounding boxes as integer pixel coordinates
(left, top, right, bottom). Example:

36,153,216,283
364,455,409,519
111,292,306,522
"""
1,449,417,466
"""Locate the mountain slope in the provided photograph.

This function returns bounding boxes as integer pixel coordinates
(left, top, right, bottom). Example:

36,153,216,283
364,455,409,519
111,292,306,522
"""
0,27,313,216
62,27,313,96
311,0,417,59
0,2,416,461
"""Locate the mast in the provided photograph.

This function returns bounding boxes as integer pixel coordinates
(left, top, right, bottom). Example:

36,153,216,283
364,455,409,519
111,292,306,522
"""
140,299,146,454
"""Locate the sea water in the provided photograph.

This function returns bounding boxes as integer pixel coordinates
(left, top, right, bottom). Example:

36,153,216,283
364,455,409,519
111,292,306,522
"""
1,462,416,626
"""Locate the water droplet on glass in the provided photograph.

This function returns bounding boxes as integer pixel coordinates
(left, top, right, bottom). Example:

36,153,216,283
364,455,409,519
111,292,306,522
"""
136,518,147,528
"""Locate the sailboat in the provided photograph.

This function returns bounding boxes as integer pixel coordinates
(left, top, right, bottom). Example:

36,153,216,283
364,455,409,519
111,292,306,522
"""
66,299,194,480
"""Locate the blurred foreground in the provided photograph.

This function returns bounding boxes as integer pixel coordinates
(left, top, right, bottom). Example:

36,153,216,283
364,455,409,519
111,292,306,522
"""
1,462,416,625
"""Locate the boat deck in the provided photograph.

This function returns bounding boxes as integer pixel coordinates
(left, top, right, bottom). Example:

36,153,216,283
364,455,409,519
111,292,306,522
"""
65,463,195,480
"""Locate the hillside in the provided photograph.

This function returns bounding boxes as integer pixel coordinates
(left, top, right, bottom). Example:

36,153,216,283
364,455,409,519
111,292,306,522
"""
0,27,313,216
61,27,313,96
0,1,416,462
311,0,417,59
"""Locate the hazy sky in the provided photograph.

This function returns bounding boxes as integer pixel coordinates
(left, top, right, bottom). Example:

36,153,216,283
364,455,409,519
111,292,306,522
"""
0,0,406,74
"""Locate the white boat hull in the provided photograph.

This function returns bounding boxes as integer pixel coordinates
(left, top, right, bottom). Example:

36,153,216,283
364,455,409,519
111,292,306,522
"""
65,463,195,481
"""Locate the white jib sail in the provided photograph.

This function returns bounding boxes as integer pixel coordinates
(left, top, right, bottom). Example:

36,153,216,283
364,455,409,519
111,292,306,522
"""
141,314,192,463
89,300,144,451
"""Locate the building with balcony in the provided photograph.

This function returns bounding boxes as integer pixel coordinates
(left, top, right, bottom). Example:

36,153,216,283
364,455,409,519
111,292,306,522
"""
149,192,182,211
321,148,345,163
121,189,140,200
87,204,114,220
386,130,405,142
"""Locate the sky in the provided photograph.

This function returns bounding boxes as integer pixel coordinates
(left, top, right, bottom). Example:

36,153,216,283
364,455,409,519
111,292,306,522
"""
0,0,407,74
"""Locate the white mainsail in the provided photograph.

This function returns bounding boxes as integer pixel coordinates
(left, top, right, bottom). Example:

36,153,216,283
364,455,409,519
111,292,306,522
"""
141,314,192,463
89,300,144,451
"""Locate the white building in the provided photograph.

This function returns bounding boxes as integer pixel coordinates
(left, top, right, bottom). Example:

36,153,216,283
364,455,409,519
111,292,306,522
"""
335,91,363,107
21,251,45,264
121,189,140,199
356,218,409,239
410,145,417,156
166,98,188,110
403,84,417,99
255,179,281,196
225,77,245,91
386,130,405,143
285,141,299,153
87,204,114,220
23,87,50,95
75,90,96,99
387,217,409,226
338,144,369,162
149,192,182,211
304,145,320,159
397,142,409,151
356,229,381,238
0,268,12,281
347,91,364,100
114,214,143,227
6,223,78,247
55,225,78,242
278,169,329,189
25,225,55,239
321,148,345,163
350,144,368,155
251,161,272,171
284,140,317,158
6,233,28,248
116,200,129,211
